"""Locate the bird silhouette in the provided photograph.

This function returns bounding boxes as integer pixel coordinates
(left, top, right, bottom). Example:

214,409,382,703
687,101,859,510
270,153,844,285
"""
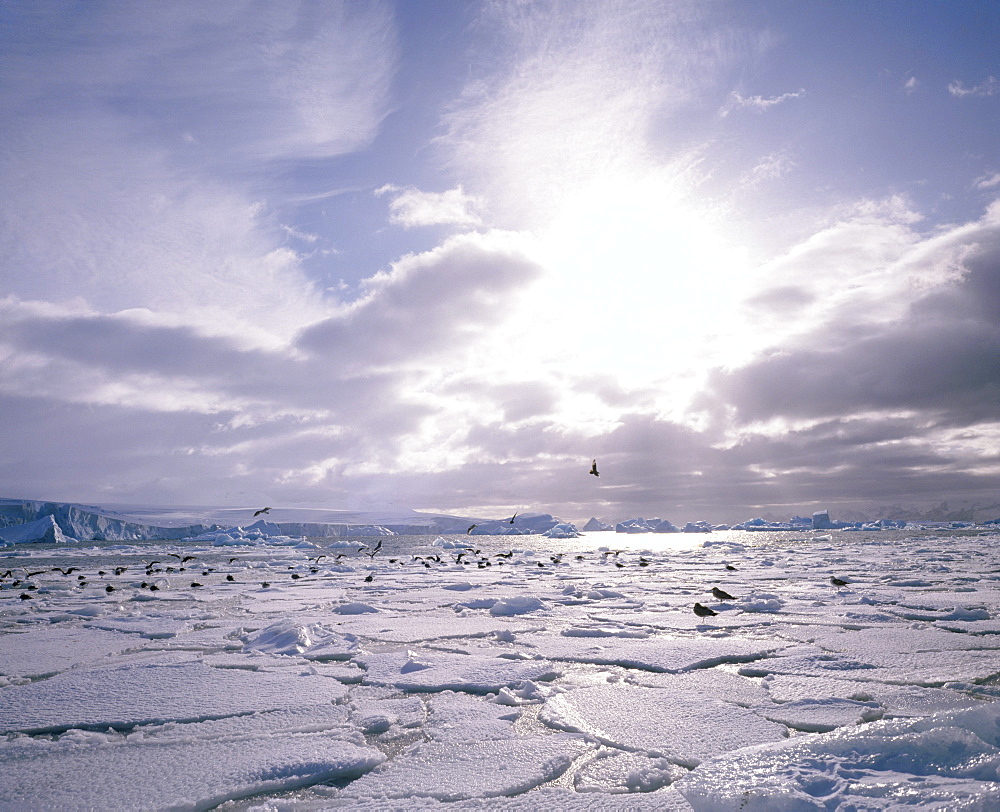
467,524,477,534
712,587,735,600
693,602,718,617
589,459,600,477
830,576,848,587
253,507,271,517
509,513,518,524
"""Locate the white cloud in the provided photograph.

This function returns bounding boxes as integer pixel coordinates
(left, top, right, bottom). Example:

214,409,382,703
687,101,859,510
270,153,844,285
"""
0,2,398,336
948,76,998,97
438,0,736,228
375,185,484,228
722,88,805,116
974,172,1000,190
903,76,919,94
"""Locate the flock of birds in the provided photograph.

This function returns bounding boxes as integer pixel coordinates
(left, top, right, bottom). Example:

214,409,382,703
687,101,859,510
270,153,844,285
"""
3,467,855,614
2,527,855,620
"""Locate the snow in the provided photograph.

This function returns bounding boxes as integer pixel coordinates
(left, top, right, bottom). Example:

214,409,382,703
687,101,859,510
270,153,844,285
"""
1,512,999,807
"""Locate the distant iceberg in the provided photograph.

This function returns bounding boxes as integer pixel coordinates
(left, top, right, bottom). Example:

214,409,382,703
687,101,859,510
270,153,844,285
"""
614,518,681,533
0,514,77,545
543,523,581,538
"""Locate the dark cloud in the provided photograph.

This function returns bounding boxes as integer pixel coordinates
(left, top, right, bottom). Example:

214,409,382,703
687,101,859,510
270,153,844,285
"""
296,233,542,370
706,233,1000,427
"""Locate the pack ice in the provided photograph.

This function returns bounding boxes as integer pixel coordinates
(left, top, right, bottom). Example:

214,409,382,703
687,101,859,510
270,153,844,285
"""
1,515,998,808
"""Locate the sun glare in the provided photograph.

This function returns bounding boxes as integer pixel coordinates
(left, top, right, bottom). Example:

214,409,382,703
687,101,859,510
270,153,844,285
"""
507,169,752,402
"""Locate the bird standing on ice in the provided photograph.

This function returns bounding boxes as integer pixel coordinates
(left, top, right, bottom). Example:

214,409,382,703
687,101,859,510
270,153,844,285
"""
693,602,718,617
589,460,600,477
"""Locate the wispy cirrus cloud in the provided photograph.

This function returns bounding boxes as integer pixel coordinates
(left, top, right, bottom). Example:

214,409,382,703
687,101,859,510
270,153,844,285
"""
720,88,805,116
948,76,999,98
0,1,397,334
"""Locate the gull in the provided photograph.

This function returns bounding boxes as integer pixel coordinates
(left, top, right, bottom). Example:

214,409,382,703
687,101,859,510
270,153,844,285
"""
509,513,518,524
830,576,848,587
693,603,718,618
725,563,738,571
467,524,477,534
712,587,735,600
53,567,80,576
363,540,383,560
589,459,600,477
253,507,271,517
364,574,374,583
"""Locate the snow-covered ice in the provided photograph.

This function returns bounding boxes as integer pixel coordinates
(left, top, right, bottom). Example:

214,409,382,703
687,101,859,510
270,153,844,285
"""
1,519,999,808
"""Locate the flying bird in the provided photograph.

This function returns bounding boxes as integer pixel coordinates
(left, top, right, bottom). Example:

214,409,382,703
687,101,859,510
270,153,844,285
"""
467,524,477,534
509,513,518,524
712,587,735,600
693,603,718,618
253,507,271,517
364,540,383,560
589,459,600,477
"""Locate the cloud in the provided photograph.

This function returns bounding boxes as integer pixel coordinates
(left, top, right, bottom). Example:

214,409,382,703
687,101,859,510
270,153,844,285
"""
721,88,805,116
437,0,737,228
902,76,919,94
0,1,397,332
948,76,999,97
375,185,484,228
701,201,1000,429
975,172,1000,190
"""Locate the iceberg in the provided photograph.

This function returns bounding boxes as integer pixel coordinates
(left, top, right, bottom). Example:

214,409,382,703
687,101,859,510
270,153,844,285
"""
0,514,76,545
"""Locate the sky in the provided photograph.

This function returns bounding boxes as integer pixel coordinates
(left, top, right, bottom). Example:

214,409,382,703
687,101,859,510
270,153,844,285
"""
2,0,1000,524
